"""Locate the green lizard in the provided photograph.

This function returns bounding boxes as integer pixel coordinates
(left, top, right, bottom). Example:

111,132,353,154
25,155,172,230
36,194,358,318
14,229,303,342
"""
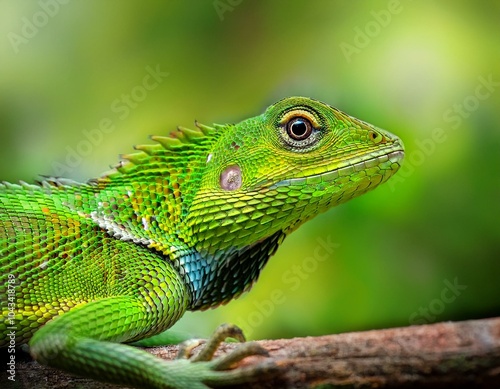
1,97,404,388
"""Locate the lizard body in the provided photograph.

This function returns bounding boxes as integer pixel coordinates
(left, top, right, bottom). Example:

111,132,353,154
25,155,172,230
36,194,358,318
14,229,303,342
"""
0,97,404,388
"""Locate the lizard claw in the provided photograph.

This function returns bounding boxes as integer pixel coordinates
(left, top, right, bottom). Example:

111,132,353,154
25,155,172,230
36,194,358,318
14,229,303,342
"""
209,341,270,371
175,324,281,387
191,323,246,362
176,338,206,359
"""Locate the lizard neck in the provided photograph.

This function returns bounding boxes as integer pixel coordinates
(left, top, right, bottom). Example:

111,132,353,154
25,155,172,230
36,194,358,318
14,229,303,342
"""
177,231,285,310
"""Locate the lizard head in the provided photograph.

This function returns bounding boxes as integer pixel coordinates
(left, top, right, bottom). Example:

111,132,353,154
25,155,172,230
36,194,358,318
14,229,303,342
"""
94,96,404,308
188,96,404,253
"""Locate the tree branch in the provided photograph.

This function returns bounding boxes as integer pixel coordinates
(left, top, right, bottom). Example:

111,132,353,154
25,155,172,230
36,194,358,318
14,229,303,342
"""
7,317,500,388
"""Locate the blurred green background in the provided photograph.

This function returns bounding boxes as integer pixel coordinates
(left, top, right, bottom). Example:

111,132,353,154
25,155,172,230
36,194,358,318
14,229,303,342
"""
0,1,499,340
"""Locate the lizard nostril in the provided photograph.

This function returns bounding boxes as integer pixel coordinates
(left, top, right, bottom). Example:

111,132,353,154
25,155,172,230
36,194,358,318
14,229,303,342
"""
369,130,385,144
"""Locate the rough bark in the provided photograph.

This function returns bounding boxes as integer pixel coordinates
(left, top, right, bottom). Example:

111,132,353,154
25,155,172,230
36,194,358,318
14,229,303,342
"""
3,317,500,388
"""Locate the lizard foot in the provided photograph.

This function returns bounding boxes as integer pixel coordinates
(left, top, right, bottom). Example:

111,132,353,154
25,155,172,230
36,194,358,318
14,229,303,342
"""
174,323,280,387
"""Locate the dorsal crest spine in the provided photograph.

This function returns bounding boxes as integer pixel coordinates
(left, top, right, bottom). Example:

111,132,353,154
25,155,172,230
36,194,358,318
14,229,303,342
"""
99,123,217,180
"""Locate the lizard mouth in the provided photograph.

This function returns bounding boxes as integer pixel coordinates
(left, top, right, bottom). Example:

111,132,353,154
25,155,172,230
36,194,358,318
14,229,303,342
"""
271,147,405,189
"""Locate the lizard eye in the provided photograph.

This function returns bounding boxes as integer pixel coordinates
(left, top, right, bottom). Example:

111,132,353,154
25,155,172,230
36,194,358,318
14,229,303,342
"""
286,117,313,141
278,109,321,150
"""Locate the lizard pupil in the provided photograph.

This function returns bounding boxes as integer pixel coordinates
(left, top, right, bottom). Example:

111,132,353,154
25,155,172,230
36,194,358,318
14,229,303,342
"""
287,117,312,140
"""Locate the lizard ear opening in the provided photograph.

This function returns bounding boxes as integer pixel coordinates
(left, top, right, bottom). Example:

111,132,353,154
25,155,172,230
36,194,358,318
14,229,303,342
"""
220,165,242,191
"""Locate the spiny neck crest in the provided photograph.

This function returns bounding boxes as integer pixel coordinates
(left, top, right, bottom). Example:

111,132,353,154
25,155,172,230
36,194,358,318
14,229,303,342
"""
96,122,223,183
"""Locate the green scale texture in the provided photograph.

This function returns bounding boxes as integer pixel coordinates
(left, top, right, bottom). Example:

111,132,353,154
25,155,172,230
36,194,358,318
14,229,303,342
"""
0,97,404,388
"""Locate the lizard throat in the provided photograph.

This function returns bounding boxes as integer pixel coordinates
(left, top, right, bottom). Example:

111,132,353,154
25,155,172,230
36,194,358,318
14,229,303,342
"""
176,231,285,310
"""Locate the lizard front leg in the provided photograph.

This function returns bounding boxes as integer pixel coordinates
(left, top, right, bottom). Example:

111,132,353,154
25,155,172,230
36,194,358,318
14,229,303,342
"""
28,246,275,389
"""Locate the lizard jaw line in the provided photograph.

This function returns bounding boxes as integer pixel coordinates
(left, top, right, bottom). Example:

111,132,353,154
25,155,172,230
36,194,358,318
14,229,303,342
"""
271,148,404,189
